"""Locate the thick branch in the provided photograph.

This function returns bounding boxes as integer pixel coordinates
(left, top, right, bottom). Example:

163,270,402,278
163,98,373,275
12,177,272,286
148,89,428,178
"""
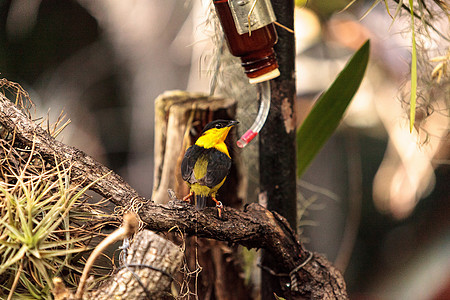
0,94,347,299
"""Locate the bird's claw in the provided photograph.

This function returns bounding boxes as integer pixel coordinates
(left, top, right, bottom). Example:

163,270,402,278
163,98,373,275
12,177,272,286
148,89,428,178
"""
215,201,223,219
182,192,193,204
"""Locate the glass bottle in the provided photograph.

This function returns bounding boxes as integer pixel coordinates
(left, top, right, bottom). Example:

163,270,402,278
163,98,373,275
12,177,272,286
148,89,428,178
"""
213,0,280,84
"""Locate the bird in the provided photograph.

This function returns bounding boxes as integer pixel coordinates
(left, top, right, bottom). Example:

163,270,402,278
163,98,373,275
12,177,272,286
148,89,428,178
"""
181,119,239,217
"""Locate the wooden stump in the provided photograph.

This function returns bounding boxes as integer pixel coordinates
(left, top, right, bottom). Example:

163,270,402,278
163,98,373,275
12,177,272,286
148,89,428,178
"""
90,230,183,299
152,90,244,207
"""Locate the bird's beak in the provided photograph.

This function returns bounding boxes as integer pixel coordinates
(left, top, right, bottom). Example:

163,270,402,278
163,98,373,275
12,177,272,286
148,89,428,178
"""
226,120,239,127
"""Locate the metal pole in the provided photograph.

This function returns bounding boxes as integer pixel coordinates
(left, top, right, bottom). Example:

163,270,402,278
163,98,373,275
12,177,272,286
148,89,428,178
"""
259,0,296,298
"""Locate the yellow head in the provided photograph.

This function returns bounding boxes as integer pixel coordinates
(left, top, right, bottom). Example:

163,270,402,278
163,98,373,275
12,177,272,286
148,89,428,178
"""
194,120,239,156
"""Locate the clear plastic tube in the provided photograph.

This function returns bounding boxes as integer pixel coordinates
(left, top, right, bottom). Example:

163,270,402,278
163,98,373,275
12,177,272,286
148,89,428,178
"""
236,80,271,148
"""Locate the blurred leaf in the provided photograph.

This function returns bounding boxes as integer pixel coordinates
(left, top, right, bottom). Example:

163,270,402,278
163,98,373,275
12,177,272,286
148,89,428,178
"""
388,0,404,29
384,0,392,18
307,0,352,17
360,0,381,20
295,0,308,7
408,0,417,132
339,0,358,13
297,40,370,178
393,0,404,20
273,293,286,300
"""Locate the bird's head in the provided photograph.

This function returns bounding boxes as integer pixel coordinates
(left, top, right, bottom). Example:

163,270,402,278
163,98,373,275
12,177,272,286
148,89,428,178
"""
195,120,239,148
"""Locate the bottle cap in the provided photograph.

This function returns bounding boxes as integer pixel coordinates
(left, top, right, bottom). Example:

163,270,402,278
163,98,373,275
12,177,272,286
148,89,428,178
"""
248,68,280,84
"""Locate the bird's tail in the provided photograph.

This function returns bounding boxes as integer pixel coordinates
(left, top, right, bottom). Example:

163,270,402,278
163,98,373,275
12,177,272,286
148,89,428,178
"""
195,194,208,210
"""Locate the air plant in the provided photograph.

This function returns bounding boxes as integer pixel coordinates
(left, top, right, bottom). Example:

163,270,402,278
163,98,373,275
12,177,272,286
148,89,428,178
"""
0,80,116,299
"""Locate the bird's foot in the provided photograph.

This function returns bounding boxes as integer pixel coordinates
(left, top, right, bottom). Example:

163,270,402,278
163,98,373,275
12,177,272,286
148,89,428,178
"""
211,197,223,219
182,192,194,204
216,201,223,219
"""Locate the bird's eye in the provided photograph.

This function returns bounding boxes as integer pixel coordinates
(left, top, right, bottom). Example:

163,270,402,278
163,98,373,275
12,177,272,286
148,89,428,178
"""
215,124,222,129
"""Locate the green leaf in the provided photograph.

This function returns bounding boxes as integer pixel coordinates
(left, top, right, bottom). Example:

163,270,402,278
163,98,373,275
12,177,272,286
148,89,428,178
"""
0,216,26,244
297,40,370,178
39,246,88,258
393,0,404,20
408,0,417,132
383,0,392,18
0,245,26,274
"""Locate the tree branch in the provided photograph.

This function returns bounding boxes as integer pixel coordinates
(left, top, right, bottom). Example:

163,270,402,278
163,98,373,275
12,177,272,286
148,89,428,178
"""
0,93,348,299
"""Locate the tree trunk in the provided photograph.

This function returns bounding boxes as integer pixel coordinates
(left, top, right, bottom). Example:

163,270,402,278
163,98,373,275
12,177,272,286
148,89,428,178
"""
260,0,297,298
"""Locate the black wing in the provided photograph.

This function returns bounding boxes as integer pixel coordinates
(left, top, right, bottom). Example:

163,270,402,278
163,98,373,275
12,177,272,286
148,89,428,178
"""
199,148,231,188
181,145,202,183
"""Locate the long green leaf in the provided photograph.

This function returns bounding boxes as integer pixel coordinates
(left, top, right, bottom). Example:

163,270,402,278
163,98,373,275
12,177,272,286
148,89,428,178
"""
40,247,88,258
39,235,91,250
0,217,26,244
19,274,43,299
0,245,26,274
383,0,392,18
297,40,370,178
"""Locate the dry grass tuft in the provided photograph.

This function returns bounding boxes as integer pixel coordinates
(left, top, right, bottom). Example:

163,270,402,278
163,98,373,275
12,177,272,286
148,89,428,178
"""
0,79,119,299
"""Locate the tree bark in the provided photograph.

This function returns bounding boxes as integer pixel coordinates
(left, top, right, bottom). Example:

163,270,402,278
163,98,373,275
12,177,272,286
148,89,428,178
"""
0,92,348,299
91,230,183,300
260,0,297,298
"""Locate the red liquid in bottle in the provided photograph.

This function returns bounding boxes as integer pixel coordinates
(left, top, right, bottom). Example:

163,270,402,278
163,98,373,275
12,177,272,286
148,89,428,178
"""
213,0,279,83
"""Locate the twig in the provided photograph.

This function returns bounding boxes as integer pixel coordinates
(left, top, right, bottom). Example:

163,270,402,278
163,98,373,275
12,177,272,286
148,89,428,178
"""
74,213,138,299
7,262,23,300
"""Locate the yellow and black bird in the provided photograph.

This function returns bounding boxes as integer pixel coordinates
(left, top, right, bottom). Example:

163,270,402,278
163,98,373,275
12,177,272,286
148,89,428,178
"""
181,119,239,217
